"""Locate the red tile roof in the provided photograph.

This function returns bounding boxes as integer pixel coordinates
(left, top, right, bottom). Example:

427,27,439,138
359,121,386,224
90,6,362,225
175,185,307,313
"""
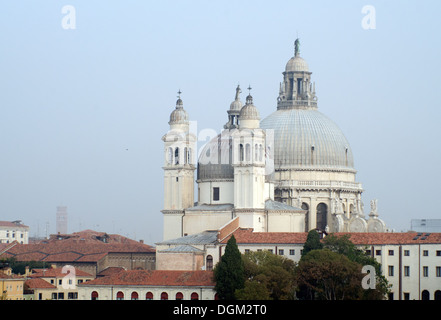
334,232,441,245
221,228,441,245
0,230,155,263
25,278,56,289
221,228,308,244
0,221,29,228
97,267,125,277
30,267,94,278
81,270,214,287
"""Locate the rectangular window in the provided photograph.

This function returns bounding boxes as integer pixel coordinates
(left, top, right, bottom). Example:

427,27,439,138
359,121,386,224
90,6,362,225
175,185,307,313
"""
388,250,394,256
436,251,441,257
436,267,441,277
244,249,250,254
404,250,410,256
423,250,429,256
376,250,382,256
404,292,410,300
279,249,284,255
423,266,428,277
404,266,410,277
52,293,57,300
58,292,64,300
388,265,394,277
289,249,295,255
213,187,220,201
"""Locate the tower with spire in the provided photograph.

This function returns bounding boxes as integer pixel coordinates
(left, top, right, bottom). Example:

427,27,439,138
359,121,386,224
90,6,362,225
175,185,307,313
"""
278,38,317,109
161,92,196,240
231,86,267,231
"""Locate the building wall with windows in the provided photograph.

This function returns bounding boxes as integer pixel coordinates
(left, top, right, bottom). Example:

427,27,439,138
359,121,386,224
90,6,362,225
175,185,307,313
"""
78,270,216,300
0,221,29,244
28,267,94,300
0,268,25,300
366,242,441,300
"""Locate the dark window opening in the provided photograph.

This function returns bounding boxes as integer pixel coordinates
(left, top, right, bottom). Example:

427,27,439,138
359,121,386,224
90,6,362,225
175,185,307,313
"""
213,187,220,201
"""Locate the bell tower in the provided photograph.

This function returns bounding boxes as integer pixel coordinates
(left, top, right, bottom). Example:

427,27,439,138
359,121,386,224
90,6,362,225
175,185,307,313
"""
161,92,196,240
277,38,317,110
232,88,266,231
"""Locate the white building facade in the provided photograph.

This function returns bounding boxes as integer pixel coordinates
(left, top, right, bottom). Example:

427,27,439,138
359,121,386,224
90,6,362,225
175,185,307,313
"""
161,40,387,241
0,221,29,244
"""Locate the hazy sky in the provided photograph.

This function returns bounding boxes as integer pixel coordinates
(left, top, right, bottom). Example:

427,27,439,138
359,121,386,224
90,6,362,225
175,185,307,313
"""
1,1,440,245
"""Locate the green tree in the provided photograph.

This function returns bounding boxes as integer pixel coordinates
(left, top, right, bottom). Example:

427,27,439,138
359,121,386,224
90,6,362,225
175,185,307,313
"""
213,235,244,300
301,229,323,257
236,250,296,300
322,233,390,299
295,249,364,300
235,281,270,300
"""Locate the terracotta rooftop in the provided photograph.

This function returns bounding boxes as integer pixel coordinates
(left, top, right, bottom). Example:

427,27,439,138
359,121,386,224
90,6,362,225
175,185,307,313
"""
81,270,214,287
0,230,155,263
25,278,56,289
221,228,441,245
0,221,29,228
221,228,308,244
30,267,94,278
334,232,441,245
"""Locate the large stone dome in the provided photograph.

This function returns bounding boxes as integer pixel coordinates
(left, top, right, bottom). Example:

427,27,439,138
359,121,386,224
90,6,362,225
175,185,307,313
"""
285,55,309,72
260,108,355,171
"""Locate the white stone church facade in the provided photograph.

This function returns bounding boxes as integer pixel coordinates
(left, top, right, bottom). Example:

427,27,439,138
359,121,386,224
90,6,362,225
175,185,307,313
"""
154,40,441,301
161,40,386,241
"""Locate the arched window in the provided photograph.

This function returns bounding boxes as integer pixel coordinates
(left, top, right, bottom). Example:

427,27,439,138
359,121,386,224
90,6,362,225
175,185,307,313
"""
422,290,430,300
245,144,251,161
316,203,328,231
239,144,244,162
116,291,124,300
174,147,179,165
255,144,258,161
161,292,168,300
91,291,98,300
146,292,153,300
191,292,199,300
168,147,173,164
206,255,213,271
187,148,192,164
302,202,309,232
131,292,139,300
259,144,263,161
176,292,183,300
435,290,441,300
184,147,188,164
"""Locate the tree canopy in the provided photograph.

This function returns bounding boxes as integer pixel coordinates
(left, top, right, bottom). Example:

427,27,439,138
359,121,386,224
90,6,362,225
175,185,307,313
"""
236,250,296,300
213,235,245,300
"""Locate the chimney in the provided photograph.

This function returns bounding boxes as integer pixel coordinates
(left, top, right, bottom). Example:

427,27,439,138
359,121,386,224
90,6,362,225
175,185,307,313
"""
139,239,144,244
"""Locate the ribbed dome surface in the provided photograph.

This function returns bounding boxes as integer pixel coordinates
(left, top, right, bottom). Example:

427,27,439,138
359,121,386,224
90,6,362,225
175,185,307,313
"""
260,108,354,170
169,99,189,125
239,103,260,120
285,55,309,72
197,133,234,181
